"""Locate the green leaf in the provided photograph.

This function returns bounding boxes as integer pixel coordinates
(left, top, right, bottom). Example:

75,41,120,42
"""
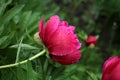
0,0,12,16
0,31,15,49
86,71,98,80
17,66,27,80
16,61,40,80
10,43,39,50
0,24,4,36
20,11,32,29
78,30,88,40
2,5,24,24
17,11,40,37
26,61,40,80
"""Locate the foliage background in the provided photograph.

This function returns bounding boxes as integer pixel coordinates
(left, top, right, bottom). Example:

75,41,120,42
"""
0,0,120,80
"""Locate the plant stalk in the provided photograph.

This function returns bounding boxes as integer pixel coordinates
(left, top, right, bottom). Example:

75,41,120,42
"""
0,49,45,69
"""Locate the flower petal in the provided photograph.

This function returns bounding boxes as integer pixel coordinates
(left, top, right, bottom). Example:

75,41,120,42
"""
59,21,68,26
109,62,120,80
38,18,44,41
44,15,60,42
102,56,120,80
50,50,81,65
103,56,119,71
46,26,81,56
85,36,97,46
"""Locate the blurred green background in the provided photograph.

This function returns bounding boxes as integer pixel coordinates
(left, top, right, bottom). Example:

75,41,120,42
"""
0,0,120,80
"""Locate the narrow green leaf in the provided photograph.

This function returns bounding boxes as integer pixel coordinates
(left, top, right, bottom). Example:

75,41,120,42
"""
20,11,32,28
78,30,88,40
26,61,39,80
10,43,39,50
17,65,27,80
86,71,98,80
0,31,15,49
2,5,24,24
0,0,12,16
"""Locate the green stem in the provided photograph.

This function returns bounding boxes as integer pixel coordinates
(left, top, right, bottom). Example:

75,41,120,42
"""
15,36,24,63
0,49,46,69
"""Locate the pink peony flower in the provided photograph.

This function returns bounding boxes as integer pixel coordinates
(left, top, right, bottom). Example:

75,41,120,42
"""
38,15,82,65
85,36,97,46
102,56,120,80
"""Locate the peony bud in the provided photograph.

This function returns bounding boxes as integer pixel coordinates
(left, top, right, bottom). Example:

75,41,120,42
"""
85,36,97,47
34,32,42,45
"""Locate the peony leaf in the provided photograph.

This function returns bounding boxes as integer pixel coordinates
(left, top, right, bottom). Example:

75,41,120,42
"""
10,43,39,50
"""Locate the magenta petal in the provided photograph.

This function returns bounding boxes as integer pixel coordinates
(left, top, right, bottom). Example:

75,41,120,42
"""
85,36,97,46
50,50,81,65
38,18,44,31
110,63,120,80
103,56,119,71
47,26,81,56
44,15,60,42
102,56,120,80
59,21,68,26
68,25,75,32
38,18,44,41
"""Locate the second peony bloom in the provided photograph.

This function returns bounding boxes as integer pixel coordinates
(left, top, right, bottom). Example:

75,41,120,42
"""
38,15,82,65
102,56,120,80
